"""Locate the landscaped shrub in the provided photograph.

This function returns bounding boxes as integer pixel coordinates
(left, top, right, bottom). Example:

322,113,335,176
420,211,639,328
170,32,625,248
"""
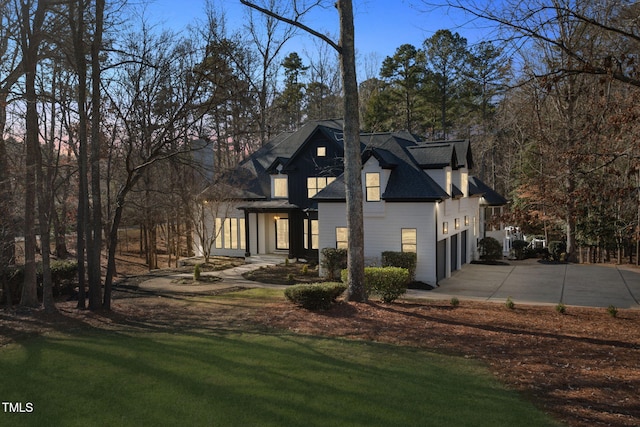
193,264,201,281
320,248,347,280
478,237,502,261
342,266,410,303
548,241,567,262
50,260,78,295
381,251,417,281
505,297,515,310
1,260,79,303
511,240,529,260
284,282,347,310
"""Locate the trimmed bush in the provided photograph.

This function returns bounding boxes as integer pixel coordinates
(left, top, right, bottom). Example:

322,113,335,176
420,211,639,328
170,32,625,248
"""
548,241,567,262
342,266,410,303
193,264,201,281
1,260,79,303
511,240,529,260
50,260,78,295
284,282,347,310
478,237,502,261
381,251,417,281
320,248,347,280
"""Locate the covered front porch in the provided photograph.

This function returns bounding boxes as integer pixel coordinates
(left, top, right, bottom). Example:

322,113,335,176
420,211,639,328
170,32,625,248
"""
240,201,318,262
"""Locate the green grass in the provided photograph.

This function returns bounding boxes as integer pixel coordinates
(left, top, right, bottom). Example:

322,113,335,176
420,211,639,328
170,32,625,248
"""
0,331,559,427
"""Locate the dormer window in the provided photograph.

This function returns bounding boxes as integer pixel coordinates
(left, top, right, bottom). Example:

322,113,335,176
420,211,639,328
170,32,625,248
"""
365,172,380,202
317,146,326,157
273,176,288,198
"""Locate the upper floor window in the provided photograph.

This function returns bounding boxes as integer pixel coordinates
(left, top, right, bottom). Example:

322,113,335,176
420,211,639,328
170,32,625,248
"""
365,172,380,202
273,176,288,198
307,176,336,198
317,146,326,157
401,228,417,253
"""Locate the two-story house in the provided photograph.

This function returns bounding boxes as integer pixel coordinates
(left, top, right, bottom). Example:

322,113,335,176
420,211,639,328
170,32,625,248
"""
195,119,346,261
194,119,507,285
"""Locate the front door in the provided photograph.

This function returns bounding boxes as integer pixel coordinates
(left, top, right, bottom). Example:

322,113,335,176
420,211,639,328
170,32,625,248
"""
275,217,289,250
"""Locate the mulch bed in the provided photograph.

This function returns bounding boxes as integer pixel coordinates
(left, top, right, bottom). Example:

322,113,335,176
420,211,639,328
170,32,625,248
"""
254,299,639,427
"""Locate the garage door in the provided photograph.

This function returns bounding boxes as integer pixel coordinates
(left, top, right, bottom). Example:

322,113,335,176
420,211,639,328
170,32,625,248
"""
437,239,446,281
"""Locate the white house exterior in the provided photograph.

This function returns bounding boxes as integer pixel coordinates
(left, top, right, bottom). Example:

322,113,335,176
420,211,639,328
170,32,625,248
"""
194,120,507,286
315,136,487,285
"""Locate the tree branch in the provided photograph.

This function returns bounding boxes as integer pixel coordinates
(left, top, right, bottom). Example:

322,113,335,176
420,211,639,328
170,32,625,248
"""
239,0,341,53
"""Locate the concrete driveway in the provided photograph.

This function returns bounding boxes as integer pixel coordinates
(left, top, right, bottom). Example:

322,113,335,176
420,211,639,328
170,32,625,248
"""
409,260,640,309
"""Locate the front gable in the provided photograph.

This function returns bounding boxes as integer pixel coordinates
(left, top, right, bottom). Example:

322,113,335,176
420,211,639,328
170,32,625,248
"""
265,122,346,209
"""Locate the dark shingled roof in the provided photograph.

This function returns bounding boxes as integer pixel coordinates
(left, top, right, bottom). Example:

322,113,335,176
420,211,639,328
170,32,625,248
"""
407,144,457,169
316,131,453,202
468,176,508,206
232,119,344,198
223,119,503,205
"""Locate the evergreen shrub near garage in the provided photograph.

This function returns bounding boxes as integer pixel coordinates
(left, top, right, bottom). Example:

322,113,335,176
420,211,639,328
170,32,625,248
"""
478,237,502,261
342,266,410,303
284,282,347,310
381,251,417,281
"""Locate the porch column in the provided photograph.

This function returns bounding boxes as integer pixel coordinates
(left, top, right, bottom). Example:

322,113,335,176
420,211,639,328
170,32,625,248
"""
244,209,251,257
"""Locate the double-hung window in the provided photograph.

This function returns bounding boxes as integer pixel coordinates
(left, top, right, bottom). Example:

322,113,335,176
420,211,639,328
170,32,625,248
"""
336,227,348,249
365,172,380,202
401,228,417,253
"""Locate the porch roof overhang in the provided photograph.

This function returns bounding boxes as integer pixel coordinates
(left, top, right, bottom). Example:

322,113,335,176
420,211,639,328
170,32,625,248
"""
237,200,300,212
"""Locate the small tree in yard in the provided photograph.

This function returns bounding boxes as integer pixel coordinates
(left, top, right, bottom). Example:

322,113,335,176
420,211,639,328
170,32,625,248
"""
191,183,239,264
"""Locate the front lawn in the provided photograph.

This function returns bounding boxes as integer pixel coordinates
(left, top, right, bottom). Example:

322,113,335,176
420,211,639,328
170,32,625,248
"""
0,330,558,427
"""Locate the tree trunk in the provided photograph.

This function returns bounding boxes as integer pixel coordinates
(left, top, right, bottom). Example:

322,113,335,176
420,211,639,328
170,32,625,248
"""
337,0,365,302
36,62,58,313
103,194,124,311
0,94,16,275
68,0,90,309
19,0,47,308
91,0,106,309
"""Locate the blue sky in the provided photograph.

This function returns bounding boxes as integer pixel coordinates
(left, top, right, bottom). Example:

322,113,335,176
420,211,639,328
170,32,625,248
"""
146,0,487,74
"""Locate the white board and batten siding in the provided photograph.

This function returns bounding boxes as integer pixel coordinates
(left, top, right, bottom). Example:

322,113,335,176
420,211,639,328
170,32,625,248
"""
318,201,439,284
